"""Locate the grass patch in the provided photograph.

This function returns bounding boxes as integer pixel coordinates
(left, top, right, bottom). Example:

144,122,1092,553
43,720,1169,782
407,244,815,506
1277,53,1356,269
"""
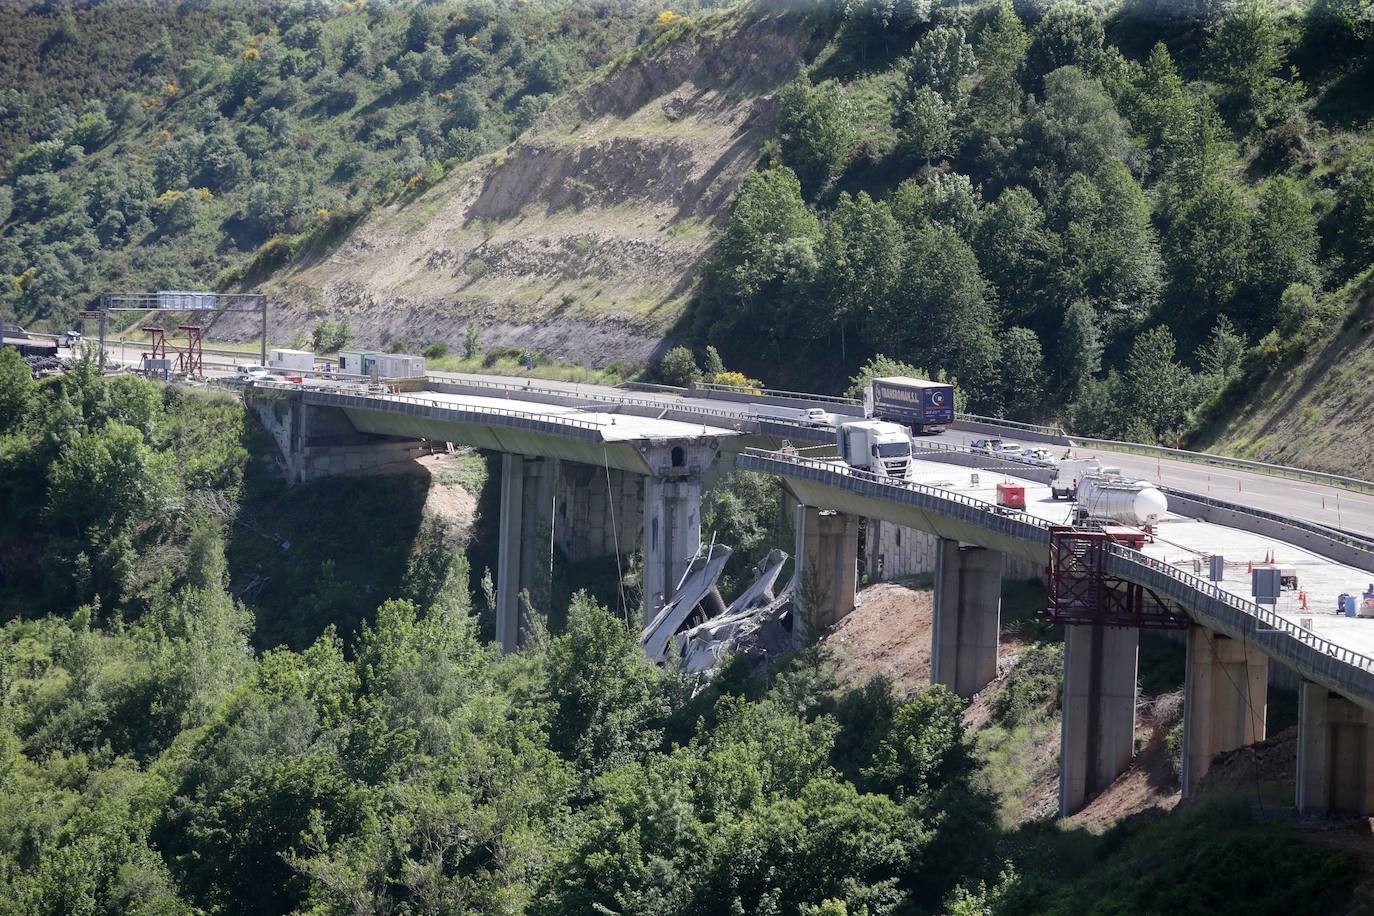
428,351,637,385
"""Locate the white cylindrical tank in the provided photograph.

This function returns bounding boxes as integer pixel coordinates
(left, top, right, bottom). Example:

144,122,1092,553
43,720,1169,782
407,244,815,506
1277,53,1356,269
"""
1077,475,1168,525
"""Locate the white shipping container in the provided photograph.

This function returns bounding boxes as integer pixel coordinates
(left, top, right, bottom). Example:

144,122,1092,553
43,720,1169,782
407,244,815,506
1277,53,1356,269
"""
374,353,426,378
268,348,316,372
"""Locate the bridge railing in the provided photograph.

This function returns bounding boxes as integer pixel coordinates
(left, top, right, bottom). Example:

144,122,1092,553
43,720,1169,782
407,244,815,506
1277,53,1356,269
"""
254,381,610,433
1112,546,1374,675
426,376,753,425
741,447,1374,691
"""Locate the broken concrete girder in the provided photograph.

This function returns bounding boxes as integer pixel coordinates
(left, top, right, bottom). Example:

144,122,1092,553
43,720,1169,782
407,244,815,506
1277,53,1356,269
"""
676,550,794,674
639,544,732,662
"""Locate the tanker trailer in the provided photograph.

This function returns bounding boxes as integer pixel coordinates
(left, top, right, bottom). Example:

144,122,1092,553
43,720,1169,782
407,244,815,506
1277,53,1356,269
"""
1076,475,1168,526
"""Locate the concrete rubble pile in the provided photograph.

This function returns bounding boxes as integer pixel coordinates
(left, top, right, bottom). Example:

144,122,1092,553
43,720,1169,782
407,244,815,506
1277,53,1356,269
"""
639,547,795,676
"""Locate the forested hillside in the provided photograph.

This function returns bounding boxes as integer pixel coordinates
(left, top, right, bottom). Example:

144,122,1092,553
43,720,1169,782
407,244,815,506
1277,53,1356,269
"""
0,0,681,329
686,0,1374,450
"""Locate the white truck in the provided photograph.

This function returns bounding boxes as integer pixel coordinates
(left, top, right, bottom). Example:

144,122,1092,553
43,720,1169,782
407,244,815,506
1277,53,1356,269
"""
1050,458,1104,499
836,419,913,480
747,403,833,427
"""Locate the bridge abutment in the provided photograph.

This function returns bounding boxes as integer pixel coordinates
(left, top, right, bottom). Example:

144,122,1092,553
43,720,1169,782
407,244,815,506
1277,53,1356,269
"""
1297,681,1374,816
932,539,1003,699
1182,627,1268,796
793,506,859,644
248,388,436,484
496,454,556,652
1060,623,1139,816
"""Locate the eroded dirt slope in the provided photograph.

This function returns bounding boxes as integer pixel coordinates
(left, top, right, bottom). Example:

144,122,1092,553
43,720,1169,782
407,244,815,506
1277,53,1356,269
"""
239,11,819,365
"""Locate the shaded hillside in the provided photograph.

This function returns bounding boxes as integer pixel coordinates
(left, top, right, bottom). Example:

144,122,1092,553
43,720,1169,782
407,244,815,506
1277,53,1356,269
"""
1195,274,1374,480
239,9,822,365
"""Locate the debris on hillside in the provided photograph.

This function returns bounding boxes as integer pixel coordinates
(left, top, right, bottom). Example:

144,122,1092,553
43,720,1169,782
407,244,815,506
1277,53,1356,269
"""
1196,726,1297,798
640,547,793,674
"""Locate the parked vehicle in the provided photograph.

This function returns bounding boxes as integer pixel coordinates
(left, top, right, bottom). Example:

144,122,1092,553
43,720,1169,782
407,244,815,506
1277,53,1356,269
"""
994,442,1023,456
232,366,272,384
836,420,913,480
1076,474,1168,525
863,376,955,434
1021,447,1053,462
747,403,834,427
1050,457,1104,499
970,437,1003,453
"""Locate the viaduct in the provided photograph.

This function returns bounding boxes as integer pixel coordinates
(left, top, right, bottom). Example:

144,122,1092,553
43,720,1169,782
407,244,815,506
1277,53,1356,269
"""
245,374,1374,821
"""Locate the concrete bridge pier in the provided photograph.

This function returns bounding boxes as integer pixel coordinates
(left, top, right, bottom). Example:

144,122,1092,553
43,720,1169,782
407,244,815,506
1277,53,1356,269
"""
932,539,1003,699
640,442,719,623
793,505,859,645
1297,681,1374,816
1060,623,1139,816
496,454,556,652
1182,628,1268,796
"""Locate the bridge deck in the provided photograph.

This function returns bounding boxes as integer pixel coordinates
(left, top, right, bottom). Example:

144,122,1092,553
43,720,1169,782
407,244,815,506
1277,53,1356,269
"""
375,390,737,441
905,457,1374,660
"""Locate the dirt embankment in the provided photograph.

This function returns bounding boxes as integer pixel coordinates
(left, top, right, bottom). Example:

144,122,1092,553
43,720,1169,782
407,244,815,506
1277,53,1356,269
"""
224,12,820,367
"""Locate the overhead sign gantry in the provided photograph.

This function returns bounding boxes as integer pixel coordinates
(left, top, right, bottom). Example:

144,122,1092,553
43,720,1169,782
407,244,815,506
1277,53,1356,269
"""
92,291,267,374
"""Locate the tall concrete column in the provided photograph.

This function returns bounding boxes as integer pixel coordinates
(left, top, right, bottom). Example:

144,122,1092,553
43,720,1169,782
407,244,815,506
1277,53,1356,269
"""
641,475,702,623
932,539,1003,699
1297,681,1374,816
1182,627,1268,796
1060,623,1139,816
793,505,859,645
496,454,556,652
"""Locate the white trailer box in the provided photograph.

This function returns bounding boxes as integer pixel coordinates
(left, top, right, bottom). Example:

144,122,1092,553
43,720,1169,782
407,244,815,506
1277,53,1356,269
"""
373,353,426,379
268,348,315,372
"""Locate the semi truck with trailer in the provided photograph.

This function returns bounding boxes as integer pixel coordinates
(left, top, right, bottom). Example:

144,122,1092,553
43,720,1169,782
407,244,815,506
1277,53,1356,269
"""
863,376,955,434
836,419,914,480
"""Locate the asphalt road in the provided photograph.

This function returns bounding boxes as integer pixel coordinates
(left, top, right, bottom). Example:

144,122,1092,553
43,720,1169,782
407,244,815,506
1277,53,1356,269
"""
88,351,1373,541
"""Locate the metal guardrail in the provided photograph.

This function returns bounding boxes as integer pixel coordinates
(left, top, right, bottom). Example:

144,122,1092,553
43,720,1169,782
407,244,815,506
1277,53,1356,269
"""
740,448,1374,695
693,381,862,407
1070,436,1374,494
955,412,1069,439
1161,487,1374,554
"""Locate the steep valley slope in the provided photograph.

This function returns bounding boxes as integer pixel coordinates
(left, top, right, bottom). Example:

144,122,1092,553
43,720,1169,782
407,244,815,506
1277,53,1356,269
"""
227,11,820,366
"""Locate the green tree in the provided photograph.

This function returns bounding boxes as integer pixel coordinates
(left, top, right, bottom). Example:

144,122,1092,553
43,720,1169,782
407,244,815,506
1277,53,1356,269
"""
1025,7,1104,88
777,77,857,197
544,592,667,778
897,86,955,164
1117,326,1195,443
974,186,1057,323
0,346,34,432
657,345,700,386
998,326,1048,421
1206,0,1287,125
1018,66,1134,190
870,226,1002,409
1056,298,1103,401
1248,177,1319,329
1164,177,1251,326
817,191,902,345
972,1,1029,132
905,24,978,102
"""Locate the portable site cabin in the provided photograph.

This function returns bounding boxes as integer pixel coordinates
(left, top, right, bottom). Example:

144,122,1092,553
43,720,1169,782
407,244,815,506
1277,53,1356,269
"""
337,350,375,377
373,353,426,379
267,348,315,372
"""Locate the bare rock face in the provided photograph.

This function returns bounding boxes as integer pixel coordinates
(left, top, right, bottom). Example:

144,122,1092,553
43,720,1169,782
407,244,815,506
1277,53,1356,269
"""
232,11,819,367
